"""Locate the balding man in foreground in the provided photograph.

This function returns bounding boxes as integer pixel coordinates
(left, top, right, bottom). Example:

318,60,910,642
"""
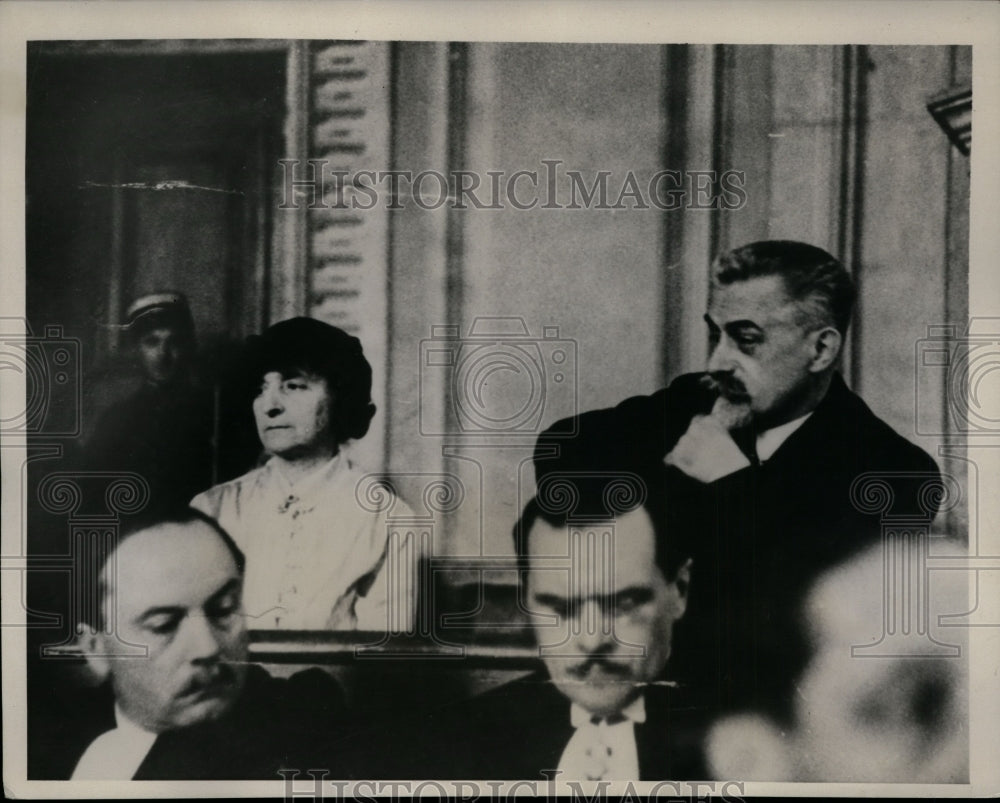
65,508,342,780
705,537,968,782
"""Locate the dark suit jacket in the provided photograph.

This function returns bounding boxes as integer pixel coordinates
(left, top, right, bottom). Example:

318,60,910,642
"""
350,669,707,781
534,372,942,715
86,380,215,508
48,666,344,780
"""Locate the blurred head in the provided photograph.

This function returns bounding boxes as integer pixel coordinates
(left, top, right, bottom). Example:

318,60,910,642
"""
514,472,692,718
78,509,248,733
245,318,376,460
124,293,196,386
704,241,855,429
705,538,968,782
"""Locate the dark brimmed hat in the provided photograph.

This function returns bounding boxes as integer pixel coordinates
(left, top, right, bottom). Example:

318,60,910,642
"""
123,292,195,343
244,317,375,443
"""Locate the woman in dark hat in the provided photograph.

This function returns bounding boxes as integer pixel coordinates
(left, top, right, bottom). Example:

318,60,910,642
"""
192,317,418,631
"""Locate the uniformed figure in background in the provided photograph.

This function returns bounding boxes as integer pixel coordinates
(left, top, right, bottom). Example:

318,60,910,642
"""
86,293,215,508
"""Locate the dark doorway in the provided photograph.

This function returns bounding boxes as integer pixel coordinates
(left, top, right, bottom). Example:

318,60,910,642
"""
25,46,287,779
26,46,286,445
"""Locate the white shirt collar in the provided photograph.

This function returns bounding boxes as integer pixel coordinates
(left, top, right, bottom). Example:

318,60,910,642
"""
71,706,158,780
755,411,813,463
113,704,158,738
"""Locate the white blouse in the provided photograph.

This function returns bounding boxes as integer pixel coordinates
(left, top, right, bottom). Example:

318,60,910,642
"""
192,454,420,631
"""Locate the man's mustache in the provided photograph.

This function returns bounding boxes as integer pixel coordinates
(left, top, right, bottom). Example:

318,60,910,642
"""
177,663,237,698
701,372,749,400
567,656,632,679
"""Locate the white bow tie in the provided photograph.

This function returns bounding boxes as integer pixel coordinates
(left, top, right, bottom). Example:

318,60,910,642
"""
570,695,647,728
560,695,646,781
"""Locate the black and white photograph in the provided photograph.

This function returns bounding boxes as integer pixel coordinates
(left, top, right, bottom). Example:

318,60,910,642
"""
2,1,999,798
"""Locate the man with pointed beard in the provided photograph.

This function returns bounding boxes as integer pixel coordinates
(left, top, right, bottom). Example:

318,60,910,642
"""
534,240,942,718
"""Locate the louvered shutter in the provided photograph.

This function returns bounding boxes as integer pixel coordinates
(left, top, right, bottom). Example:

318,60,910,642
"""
308,41,391,471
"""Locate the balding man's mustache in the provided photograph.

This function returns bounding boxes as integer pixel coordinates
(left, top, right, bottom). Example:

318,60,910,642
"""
177,662,238,698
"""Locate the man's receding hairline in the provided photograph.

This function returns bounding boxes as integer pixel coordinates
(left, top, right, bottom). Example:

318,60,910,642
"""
100,519,239,590
525,505,658,558
525,507,673,594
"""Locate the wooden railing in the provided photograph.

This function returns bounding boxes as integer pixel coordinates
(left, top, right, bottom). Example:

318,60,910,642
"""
43,628,540,667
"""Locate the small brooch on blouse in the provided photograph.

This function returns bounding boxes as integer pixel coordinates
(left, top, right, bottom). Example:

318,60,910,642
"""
277,494,299,514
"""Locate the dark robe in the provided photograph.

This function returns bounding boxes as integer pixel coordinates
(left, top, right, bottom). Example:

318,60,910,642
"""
534,372,942,716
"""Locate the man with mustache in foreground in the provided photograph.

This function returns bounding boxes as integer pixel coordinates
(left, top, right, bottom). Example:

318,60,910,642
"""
391,469,704,781
64,508,343,780
535,240,942,718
